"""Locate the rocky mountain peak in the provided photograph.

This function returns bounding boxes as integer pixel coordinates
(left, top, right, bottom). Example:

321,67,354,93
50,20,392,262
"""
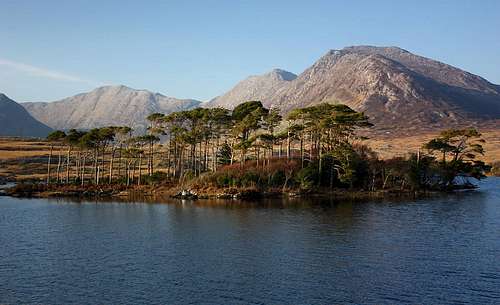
267,69,297,81
208,45,500,130
206,69,296,109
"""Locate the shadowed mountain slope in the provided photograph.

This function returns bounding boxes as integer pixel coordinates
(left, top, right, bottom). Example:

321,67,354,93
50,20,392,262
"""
0,93,52,137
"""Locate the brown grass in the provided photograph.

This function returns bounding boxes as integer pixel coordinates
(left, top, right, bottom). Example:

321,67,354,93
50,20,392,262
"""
1,128,499,182
0,150,50,159
0,138,51,160
364,129,500,163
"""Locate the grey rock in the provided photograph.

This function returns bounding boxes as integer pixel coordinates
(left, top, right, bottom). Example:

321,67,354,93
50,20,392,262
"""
205,69,297,109
207,46,500,130
22,85,201,132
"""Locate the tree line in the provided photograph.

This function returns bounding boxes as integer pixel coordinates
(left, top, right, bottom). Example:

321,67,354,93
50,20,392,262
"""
45,101,490,191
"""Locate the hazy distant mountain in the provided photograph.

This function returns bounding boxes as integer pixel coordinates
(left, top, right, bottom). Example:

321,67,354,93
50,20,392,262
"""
22,85,201,132
206,69,297,109
210,46,500,131
18,47,500,134
0,93,52,137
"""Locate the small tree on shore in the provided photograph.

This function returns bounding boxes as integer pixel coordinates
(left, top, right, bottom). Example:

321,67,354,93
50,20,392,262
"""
424,128,490,188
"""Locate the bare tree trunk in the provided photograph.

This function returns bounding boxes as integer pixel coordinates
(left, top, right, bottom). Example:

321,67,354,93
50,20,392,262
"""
56,146,62,183
174,144,179,178
174,144,178,178
309,132,314,162
212,138,218,172
93,147,98,184
81,154,86,186
215,138,220,171
65,146,72,184
230,141,234,165
149,142,154,176
204,139,208,172
109,147,115,184
98,146,105,185
138,154,142,185
198,141,203,175
191,144,195,173
287,130,291,160
178,146,184,180
382,172,391,190
47,145,53,185
132,160,137,184
118,144,122,178
300,135,304,169
97,164,100,186
167,140,172,177
126,160,131,186
75,149,80,183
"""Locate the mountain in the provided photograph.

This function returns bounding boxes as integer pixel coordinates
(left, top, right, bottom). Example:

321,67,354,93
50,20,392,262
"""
206,69,297,109
16,47,500,133
209,46,500,131
22,85,201,132
0,93,52,137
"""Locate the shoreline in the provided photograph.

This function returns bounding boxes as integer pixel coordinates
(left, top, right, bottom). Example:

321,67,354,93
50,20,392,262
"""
1,181,474,203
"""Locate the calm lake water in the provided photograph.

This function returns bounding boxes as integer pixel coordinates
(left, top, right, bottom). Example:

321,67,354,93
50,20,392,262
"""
1,179,499,304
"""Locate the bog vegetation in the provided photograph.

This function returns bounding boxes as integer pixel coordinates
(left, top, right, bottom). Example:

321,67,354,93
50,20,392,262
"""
43,101,491,194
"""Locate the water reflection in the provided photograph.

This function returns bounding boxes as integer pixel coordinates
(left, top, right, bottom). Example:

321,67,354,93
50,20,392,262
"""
0,178,498,304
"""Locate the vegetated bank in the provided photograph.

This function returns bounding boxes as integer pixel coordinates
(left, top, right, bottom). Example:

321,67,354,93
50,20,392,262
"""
4,101,492,200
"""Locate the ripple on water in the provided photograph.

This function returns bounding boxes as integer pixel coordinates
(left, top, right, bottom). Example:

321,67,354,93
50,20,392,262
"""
0,178,499,304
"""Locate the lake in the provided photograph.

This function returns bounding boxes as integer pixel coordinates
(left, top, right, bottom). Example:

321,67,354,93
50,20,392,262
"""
1,178,499,304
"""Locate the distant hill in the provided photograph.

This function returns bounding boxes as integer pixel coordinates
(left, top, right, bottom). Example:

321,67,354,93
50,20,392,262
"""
206,69,297,109
0,93,52,137
22,85,201,132
208,46,500,131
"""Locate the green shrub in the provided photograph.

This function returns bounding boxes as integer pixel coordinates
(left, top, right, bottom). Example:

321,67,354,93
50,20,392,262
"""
216,173,234,187
269,170,286,187
240,171,260,187
295,164,318,190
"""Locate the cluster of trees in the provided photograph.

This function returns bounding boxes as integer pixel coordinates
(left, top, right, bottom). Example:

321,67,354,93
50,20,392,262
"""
45,101,491,191
45,126,152,186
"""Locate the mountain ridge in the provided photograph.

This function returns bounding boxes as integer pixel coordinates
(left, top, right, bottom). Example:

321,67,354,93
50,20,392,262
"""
0,93,52,137
22,85,201,132
11,45,500,133
205,69,297,109
208,46,500,130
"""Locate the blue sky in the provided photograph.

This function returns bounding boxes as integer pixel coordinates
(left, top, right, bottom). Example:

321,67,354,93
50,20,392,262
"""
1,0,499,102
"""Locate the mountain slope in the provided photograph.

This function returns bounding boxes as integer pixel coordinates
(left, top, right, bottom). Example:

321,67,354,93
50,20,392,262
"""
22,85,201,131
210,46,500,131
341,46,497,93
0,93,52,137
206,69,297,109
271,47,500,128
